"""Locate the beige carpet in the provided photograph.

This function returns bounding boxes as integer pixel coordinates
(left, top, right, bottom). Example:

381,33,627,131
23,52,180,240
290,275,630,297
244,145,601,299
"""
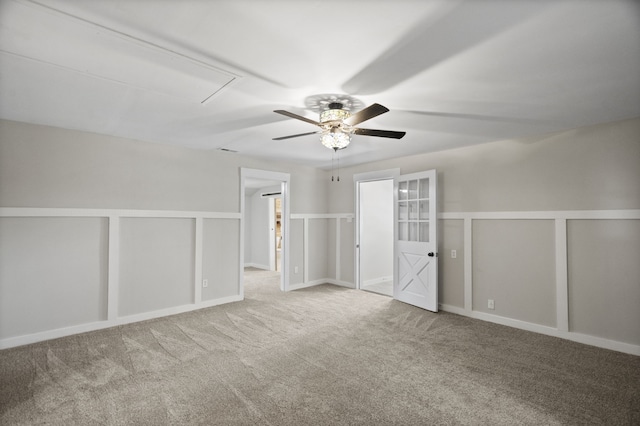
1,268,639,425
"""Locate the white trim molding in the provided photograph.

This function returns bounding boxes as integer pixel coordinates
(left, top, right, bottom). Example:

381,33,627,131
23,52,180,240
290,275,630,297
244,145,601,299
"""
440,303,640,356
0,207,242,219
0,207,243,350
439,209,640,220
1,295,243,350
439,209,640,356
240,168,291,292
290,213,356,289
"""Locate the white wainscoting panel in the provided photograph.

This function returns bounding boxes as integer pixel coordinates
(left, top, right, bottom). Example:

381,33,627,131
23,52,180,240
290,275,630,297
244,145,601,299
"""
0,208,241,349
439,209,640,356
290,214,356,289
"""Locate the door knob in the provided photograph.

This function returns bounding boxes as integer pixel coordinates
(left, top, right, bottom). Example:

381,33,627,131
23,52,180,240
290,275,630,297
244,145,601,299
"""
428,252,438,257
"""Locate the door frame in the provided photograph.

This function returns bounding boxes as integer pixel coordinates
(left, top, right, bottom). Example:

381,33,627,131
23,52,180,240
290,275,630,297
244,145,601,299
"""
240,168,291,294
353,168,400,291
266,195,282,272
268,197,276,271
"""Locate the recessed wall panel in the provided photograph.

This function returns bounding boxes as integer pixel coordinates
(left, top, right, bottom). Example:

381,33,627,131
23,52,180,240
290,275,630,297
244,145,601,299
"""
472,220,556,327
0,217,107,338
289,219,304,285
568,220,640,345
340,218,355,285
308,219,328,282
439,219,464,308
327,219,337,280
119,218,194,317
202,219,240,300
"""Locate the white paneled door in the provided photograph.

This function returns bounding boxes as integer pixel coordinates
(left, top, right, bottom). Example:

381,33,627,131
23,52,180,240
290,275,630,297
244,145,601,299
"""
394,170,438,312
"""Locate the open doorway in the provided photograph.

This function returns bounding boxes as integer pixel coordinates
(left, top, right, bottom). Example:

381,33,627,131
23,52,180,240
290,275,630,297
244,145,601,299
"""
263,193,282,272
354,169,399,297
240,168,290,294
358,179,394,296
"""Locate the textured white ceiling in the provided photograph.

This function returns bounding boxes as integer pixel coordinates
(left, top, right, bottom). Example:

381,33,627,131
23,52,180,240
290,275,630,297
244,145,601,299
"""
1,0,639,169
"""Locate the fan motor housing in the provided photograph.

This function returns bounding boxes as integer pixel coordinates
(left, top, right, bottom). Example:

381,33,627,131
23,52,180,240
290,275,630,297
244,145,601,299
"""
320,103,350,126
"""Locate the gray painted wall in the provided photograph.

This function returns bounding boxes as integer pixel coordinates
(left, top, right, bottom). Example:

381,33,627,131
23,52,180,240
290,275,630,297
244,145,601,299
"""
119,217,195,316
1,117,638,351
472,219,556,327
327,118,640,213
438,219,464,308
289,219,305,285
203,218,240,301
0,119,328,345
326,117,640,348
567,219,640,345
339,218,355,285
308,219,329,282
0,217,108,338
0,120,328,213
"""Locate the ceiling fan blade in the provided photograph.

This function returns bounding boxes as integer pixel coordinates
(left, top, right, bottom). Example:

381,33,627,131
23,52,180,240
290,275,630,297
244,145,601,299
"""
272,131,319,141
274,110,320,126
344,103,389,126
354,128,406,139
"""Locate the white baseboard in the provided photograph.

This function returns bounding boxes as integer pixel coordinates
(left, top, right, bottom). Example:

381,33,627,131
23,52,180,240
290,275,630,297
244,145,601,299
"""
439,303,640,356
0,295,243,350
325,278,356,289
288,278,355,291
288,281,323,291
114,295,243,326
244,263,270,270
363,275,393,286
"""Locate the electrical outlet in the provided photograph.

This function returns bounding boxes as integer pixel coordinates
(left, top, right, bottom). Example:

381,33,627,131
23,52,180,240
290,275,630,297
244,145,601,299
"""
451,249,457,259
488,299,495,310
202,279,208,288
294,266,299,274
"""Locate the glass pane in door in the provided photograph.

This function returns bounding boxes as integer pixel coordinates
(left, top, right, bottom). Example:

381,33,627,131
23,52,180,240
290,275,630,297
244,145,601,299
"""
419,200,430,220
408,201,418,220
399,202,408,220
409,222,418,242
399,181,408,201
419,178,430,199
408,180,418,199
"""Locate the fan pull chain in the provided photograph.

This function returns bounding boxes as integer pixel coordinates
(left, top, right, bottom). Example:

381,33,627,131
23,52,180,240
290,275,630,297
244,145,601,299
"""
331,150,335,181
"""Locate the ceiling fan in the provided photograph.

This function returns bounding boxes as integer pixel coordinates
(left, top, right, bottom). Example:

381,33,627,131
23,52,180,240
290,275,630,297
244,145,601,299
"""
273,102,406,151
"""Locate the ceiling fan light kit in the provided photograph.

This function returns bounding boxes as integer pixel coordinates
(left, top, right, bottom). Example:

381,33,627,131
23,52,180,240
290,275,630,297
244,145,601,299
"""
274,100,406,151
321,128,352,150
320,102,354,150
